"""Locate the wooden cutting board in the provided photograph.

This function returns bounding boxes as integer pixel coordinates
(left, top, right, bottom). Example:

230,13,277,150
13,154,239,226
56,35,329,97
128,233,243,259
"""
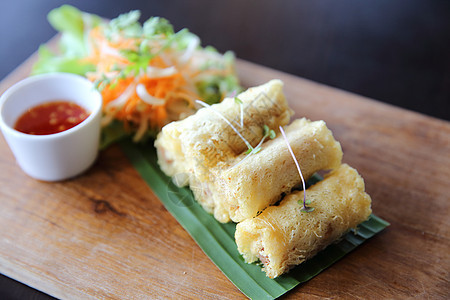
0,46,449,299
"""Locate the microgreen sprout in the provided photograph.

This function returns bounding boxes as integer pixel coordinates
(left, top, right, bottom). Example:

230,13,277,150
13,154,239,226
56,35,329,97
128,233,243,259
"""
196,100,277,169
279,126,314,213
265,124,276,139
195,100,253,150
233,124,276,168
234,96,243,104
245,125,276,154
234,96,244,128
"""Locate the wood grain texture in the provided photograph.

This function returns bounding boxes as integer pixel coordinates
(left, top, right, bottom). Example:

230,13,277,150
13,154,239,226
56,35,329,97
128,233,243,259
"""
0,52,449,299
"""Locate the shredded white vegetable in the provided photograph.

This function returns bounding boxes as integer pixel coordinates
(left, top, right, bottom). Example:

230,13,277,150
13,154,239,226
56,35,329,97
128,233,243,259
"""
106,81,137,109
100,41,122,57
136,84,165,105
178,36,200,64
145,66,177,78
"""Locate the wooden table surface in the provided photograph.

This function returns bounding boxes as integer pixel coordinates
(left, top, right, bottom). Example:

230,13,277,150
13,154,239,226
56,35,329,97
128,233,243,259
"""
0,49,449,299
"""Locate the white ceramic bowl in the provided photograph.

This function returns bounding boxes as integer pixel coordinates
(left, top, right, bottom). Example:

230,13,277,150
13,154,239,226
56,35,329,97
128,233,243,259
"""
0,73,102,181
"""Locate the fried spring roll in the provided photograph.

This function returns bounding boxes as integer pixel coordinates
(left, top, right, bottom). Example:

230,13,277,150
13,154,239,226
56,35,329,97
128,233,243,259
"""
216,118,342,223
235,164,372,278
155,79,293,182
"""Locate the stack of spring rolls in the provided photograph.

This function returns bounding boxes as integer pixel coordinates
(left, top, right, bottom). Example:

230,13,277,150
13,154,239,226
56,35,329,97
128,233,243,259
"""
155,79,372,278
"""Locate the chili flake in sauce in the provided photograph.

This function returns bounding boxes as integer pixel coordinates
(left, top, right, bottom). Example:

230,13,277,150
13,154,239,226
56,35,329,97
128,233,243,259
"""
14,101,90,135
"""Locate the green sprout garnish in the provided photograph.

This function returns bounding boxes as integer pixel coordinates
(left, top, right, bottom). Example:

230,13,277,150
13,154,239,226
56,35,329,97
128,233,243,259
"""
264,124,276,139
195,100,253,150
234,124,276,169
234,96,244,128
245,125,276,155
197,99,277,169
279,125,314,213
301,206,315,213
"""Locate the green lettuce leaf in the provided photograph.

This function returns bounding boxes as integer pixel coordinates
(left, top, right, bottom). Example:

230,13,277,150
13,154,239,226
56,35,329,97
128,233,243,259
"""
48,4,101,57
31,5,100,75
32,45,95,75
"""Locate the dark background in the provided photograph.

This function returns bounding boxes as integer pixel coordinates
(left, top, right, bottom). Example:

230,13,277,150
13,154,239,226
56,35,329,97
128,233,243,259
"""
0,0,449,299
1,0,450,121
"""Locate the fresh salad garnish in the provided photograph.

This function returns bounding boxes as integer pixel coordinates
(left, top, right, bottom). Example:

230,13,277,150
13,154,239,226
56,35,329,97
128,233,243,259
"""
33,5,241,147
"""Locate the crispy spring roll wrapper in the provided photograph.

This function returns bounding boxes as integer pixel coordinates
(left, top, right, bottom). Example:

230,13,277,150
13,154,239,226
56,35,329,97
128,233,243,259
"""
216,118,343,223
155,79,293,182
235,164,372,279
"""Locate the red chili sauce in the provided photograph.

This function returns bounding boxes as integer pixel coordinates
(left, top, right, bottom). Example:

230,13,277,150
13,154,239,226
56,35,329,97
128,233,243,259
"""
14,101,90,135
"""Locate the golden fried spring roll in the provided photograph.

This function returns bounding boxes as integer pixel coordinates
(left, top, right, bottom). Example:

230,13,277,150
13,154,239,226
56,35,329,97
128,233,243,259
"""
235,164,372,278
216,118,342,223
155,79,293,182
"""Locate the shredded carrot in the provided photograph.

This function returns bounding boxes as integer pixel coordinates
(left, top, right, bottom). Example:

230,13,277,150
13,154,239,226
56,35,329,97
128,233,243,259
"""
80,19,236,141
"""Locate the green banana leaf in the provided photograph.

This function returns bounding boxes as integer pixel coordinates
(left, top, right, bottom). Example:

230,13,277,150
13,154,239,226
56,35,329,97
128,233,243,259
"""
120,139,389,299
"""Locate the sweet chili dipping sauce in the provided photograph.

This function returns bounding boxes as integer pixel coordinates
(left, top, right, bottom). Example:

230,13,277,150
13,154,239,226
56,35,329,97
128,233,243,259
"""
14,101,90,135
